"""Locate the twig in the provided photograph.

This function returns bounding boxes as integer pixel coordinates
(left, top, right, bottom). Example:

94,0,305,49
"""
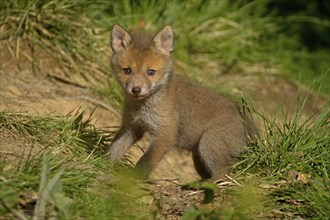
46,74,120,118
71,95,121,118
188,191,202,195
145,178,180,186
47,73,88,89
225,174,243,187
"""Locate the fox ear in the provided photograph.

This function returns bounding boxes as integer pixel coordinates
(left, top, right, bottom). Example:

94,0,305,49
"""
153,26,174,55
111,25,131,52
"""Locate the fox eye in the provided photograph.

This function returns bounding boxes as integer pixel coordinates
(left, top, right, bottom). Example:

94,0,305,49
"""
147,69,156,76
122,67,131,75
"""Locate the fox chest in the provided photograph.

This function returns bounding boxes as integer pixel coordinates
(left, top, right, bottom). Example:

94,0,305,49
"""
128,105,168,132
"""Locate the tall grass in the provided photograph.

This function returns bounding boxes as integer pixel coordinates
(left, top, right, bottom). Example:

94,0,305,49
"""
233,100,330,218
0,0,110,80
0,111,151,219
1,0,329,95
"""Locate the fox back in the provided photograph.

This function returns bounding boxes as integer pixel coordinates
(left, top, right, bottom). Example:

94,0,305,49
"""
105,25,257,181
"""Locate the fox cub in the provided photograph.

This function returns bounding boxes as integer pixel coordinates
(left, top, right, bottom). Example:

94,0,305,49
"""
105,25,257,181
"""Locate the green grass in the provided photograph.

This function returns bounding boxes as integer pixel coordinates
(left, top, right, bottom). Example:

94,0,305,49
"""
1,0,329,100
0,111,152,219
1,103,328,219
0,0,109,77
233,100,330,218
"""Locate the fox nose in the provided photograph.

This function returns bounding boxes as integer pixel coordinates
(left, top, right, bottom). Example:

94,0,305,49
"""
132,87,141,95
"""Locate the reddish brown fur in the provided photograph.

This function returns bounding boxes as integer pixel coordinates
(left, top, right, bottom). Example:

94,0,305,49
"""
105,25,257,181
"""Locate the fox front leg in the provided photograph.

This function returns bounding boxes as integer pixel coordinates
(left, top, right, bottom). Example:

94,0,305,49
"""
104,127,141,160
134,132,176,179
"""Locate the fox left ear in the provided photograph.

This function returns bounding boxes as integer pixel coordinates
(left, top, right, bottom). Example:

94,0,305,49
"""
153,26,174,55
111,25,131,53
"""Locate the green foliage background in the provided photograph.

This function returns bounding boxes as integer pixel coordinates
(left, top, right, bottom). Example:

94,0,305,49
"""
1,0,329,94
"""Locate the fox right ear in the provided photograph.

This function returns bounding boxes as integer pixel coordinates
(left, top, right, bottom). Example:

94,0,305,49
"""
153,26,174,55
111,25,131,52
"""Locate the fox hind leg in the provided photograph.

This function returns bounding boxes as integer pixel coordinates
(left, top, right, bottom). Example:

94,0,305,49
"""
192,150,211,180
196,127,244,181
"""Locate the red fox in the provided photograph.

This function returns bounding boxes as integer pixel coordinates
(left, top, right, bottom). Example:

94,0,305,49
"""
104,25,257,181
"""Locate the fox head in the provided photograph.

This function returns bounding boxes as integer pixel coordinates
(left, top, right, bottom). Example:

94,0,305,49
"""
110,25,174,100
